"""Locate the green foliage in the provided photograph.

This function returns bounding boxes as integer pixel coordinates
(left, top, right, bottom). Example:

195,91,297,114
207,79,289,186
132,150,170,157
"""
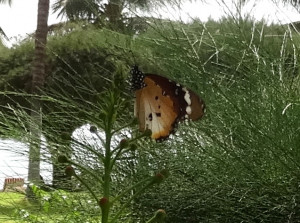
0,192,30,223
0,190,101,223
1,10,300,223
0,26,131,140
130,17,300,222
0,57,168,222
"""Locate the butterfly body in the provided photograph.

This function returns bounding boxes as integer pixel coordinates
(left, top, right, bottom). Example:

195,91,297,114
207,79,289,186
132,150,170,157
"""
131,66,205,140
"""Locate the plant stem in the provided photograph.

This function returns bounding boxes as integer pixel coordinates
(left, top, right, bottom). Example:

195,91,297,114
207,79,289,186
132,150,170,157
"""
69,160,103,185
102,95,114,223
111,176,153,205
73,174,98,203
145,216,157,223
101,132,111,223
110,181,154,223
72,138,105,162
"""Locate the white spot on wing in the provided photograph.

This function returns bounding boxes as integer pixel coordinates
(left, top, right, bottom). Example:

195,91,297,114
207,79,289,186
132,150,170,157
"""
186,106,192,115
183,87,191,105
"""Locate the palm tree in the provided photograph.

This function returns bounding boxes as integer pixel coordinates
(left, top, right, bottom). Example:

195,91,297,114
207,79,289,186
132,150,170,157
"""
0,0,50,197
52,0,125,30
52,0,101,21
26,0,50,198
51,0,178,30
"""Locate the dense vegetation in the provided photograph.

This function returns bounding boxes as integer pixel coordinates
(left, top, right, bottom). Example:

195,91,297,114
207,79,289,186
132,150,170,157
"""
0,12,300,223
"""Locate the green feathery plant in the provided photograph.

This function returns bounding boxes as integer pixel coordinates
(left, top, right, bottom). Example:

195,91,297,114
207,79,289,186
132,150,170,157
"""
54,67,168,223
0,62,169,222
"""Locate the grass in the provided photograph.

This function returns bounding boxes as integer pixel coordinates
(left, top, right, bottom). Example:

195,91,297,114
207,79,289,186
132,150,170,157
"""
0,191,102,223
0,192,29,223
129,17,300,222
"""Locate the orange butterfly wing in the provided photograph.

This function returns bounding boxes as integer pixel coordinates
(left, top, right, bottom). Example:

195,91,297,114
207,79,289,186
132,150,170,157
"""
134,74,205,140
135,76,178,139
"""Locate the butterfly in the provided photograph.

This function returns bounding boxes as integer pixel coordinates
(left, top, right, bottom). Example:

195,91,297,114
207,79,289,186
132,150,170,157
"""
131,66,205,140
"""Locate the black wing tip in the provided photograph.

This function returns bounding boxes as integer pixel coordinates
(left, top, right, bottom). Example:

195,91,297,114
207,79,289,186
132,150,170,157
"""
131,65,141,74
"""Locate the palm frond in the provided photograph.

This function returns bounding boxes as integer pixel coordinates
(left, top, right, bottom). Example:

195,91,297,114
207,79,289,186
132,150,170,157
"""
52,0,102,20
0,27,9,41
0,0,12,6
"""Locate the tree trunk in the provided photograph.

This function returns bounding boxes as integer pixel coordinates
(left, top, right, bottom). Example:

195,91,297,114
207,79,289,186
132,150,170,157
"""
26,0,49,199
105,0,123,30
